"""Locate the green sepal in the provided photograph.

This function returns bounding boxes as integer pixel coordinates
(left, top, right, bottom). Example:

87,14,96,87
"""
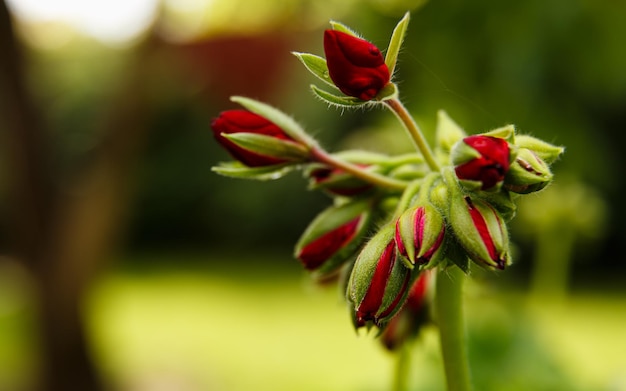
230,96,316,146
310,84,369,107
329,20,360,36
450,137,482,166
514,135,564,165
211,161,297,180
375,82,398,101
483,124,516,142
222,132,310,161
385,12,410,77
476,189,517,222
292,52,336,89
436,110,467,155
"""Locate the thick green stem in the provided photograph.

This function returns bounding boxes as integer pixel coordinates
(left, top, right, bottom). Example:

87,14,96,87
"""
393,343,411,391
435,266,472,391
384,98,440,172
311,147,407,191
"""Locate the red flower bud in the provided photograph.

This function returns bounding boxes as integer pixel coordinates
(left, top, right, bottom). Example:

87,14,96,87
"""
298,216,362,270
323,30,390,101
211,110,302,167
348,224,411,328
453,135,511,190
295,200,371,273
395,204,446,266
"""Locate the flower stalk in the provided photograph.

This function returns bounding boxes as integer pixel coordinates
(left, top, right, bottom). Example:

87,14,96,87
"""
384,98,441,172
311,147,407,191
435,266,472,391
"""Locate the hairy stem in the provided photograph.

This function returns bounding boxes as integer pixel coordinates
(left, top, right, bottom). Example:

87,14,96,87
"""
384,98,440,172
311,147,407,190
435,266,472,391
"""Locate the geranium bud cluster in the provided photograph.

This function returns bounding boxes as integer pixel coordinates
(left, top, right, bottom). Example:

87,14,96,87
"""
210,13,563,339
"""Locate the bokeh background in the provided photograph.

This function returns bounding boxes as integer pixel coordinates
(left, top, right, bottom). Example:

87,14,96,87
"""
0,0,624,390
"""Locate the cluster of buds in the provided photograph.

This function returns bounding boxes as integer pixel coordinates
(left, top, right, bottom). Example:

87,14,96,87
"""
211,13,563,341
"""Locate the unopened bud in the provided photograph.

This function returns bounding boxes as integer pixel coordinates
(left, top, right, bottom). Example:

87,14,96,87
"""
295,200,372,274
348,224,412,328
450,194,511,270
504,148,553,194
395,204,446,268
452,135,512,191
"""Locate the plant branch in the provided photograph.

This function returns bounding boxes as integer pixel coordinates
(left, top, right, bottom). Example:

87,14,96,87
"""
384,98,440,172
311,147,408,191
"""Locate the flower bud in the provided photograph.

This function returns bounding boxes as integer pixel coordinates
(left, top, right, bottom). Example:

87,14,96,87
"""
212,110,309,167
348,224,412,328
395,204,446,268
514,134,564,165
452,135,511,191
307,165,373,196
295,200,372,273
380,270,431,351
504,148,553,194
323,30,390,101
449,193,511,270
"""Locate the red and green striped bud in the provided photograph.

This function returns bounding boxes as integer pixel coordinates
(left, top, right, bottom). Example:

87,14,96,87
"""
211,110,311,167
347,224,412,328
450,194,511,270
380,270,431,351
395,204,446,268
295,199,372,274
504,148,553,194
452,135,512,191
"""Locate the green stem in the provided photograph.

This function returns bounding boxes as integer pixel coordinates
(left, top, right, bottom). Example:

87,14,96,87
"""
393,343,412,391
311,147,407,191
384,98,440,172
435,266,472,391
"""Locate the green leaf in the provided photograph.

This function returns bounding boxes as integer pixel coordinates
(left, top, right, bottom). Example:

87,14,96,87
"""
292,52,336,89
329,20,360,36
222,133,310,161
211,161,297,180
230,96,316,146
310,84,368,107
385,12,410,76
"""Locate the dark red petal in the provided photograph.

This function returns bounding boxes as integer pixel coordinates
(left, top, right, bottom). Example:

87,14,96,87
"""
297,216,362,270
464,136,510,171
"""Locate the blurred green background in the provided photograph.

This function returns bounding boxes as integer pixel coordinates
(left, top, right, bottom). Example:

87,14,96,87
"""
0,0,625,390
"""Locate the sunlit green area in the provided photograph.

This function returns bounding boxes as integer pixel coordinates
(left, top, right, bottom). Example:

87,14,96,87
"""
1,253,625,390
1,0,625,389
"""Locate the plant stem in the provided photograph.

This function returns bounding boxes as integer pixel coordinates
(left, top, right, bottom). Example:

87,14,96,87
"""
384,98,440,172
435,266,472,391
311,147,407,191
393,343,412,391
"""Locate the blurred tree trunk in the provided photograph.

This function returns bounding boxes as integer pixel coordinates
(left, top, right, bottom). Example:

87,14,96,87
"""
0,2,153,390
